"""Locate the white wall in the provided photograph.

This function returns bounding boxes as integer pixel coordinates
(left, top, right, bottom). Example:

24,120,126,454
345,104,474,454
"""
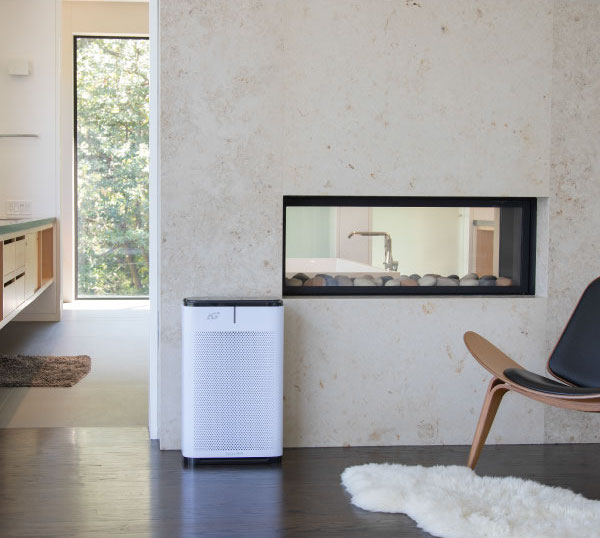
371,206,466,275
0,0,61,321
0,0,59,218
159,0,556,449
60,1,149,302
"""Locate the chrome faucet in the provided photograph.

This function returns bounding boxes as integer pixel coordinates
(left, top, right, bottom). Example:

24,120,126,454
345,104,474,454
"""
347,231,398,272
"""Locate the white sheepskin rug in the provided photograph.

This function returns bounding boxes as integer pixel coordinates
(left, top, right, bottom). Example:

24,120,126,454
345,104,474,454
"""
341,463,600,538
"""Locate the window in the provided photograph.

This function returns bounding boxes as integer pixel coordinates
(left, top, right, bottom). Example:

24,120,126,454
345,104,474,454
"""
75,36,149,298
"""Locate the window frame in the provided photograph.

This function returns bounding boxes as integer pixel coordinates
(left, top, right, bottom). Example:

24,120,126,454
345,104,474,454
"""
73,34,150,300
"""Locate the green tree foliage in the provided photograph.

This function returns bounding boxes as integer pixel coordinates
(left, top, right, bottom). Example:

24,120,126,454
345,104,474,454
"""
76,37,149,297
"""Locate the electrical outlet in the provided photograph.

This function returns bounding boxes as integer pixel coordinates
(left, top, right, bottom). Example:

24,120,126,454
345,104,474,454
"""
5,200,19,214
5,200,32,216
18,200,32,215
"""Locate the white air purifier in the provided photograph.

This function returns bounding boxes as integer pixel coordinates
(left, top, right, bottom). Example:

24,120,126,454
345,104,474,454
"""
181,298,283,463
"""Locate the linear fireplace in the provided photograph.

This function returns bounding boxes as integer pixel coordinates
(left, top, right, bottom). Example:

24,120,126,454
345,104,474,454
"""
283,196,536,296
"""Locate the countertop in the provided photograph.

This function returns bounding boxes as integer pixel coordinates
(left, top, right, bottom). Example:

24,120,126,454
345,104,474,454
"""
0,217,56,236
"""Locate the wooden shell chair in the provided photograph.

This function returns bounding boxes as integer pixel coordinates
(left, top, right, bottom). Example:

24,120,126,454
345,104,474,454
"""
464,277,600,470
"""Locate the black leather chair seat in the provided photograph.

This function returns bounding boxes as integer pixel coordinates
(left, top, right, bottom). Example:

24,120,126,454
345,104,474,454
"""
504,368,600,396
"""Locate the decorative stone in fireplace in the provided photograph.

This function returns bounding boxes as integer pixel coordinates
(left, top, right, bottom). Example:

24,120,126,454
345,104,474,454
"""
283,196,536,296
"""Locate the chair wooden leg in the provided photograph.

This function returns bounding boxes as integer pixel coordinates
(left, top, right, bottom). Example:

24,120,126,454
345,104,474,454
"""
467,377,509,470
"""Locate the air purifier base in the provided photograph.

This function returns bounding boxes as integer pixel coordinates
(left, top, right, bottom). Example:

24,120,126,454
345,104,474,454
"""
183,456,282,467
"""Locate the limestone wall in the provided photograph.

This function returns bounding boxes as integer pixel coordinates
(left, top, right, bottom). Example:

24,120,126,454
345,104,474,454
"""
159,1,597,448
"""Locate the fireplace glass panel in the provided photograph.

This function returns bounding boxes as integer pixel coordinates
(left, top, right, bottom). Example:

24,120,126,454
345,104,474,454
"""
284,198,535,295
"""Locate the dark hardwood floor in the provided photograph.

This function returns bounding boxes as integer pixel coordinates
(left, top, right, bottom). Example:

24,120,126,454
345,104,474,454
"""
1,428,599,537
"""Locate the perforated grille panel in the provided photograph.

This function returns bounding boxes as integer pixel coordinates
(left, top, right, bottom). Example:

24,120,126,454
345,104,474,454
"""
192,331,278,451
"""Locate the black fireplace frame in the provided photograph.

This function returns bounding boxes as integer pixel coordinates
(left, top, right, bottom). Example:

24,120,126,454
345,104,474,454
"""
283,196,536,296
